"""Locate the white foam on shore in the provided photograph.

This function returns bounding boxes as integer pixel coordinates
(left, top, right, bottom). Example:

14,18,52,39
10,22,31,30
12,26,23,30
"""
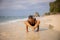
0,18,28,25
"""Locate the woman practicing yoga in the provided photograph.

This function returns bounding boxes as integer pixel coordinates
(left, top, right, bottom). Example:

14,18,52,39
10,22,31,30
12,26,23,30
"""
25,15,40,32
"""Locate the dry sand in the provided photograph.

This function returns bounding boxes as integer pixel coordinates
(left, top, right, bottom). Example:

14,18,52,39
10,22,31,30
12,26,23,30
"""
0,14,60,40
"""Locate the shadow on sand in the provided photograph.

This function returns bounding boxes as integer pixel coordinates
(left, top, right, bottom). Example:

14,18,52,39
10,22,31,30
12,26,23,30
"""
39,28,48,31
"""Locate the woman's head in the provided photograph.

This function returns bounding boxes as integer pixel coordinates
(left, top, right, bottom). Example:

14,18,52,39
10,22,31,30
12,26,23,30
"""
28,15,34,22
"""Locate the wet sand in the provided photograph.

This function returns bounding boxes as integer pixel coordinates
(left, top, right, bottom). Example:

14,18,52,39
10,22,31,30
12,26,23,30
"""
0,14,60,40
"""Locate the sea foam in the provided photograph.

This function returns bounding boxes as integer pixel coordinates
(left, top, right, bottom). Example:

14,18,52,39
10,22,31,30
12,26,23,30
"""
0,18,28,25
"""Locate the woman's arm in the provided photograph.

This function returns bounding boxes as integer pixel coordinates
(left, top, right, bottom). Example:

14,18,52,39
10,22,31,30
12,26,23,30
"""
26,25,28,32
24,21,32,27
34,20,40,29
24,21,34,31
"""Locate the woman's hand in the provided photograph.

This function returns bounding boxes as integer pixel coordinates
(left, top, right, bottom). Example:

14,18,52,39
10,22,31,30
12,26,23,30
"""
31,26,36,31
29,26,35,31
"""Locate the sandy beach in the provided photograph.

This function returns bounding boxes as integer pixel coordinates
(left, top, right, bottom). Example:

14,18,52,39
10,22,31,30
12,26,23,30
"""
0,14,60,40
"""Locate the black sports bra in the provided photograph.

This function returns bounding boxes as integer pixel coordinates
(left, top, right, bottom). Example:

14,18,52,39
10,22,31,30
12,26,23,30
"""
28,19,36,26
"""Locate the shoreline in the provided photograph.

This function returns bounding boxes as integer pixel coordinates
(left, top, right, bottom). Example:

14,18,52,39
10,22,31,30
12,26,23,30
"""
0,19,20,25
0,18,28,25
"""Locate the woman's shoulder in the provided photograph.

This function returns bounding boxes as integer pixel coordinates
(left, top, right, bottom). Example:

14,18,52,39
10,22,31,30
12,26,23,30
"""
24,20,28,23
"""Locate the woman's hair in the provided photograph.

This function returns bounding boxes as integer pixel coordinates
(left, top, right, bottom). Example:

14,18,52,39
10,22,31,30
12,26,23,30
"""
28,15,33,19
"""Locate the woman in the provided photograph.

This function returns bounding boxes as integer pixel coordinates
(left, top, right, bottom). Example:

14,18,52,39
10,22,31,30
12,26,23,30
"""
25,15,40,32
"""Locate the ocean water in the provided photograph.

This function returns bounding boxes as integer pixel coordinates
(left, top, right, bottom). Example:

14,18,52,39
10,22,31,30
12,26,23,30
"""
0,16,27,23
